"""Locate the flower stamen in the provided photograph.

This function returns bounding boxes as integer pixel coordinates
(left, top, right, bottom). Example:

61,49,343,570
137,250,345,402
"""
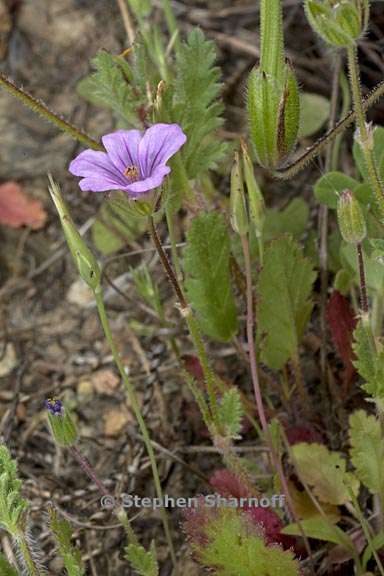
123,165,140,182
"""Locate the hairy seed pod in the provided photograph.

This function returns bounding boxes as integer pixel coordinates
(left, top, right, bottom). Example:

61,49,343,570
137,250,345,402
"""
241,141,265,238
337,189,367,244
45,399,78,447
247,61,300,169
304,0,370,47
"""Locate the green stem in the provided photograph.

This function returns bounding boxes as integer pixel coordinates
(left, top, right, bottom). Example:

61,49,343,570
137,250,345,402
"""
148,216,219,424
165,204,182,281
275,78,384,180
349,490,384,576
347,45,384,220
0,73,103,151
94,287,177,569
260,0,284,79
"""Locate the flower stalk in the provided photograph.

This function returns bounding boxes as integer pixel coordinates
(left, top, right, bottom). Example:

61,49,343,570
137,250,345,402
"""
347,45,384,221
0,73,103,151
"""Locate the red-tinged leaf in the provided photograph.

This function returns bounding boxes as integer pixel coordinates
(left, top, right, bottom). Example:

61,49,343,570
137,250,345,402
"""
209,469,251,499
245,507,296,550
182,354,204,383
0,181,47,229
285,423,324,446
326,290,357,384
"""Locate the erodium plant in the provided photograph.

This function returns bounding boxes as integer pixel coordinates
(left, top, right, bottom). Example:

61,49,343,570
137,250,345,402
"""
2,0,384,574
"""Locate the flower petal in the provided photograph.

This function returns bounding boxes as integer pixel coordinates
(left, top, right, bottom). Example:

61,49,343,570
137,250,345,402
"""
101,129,142,173
69,149,127,190
138,123,187,177
123,165,171,197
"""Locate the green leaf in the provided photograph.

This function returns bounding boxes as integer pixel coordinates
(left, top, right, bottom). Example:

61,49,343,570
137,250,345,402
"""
197,509,300,576
77,51,146,127
263,198,309,241
172,28,228,177
353,125,384,182
341,242,384,293
91,193,147,255
49,507,85,576
299,93,330,138
125,542,158,576
292,442,359,505
314,171,362,209
282,517,354,548
349,410,384,495
183,212,238,342
257,235,316,369
0,445,28,535
217,388,244,439
0,553,18,576
353,316,384,400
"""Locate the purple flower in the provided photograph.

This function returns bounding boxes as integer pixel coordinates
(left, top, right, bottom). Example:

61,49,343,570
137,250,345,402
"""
69,123,187,197
44,398,63,416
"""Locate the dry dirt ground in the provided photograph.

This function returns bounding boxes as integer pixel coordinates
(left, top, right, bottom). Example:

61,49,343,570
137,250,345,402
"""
0,1,383,574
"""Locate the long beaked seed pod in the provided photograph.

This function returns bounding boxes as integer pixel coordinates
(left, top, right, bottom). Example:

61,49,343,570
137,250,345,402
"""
304,0,370,47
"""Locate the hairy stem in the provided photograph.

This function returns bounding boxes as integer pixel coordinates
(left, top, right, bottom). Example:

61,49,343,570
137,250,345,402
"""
69,445,138,544
275,78,384,180
0,73,103,151
148,216,219,423
94,288,176,567
240,234,315,573
347,45,384,220
357,242,369,314
15,532,42,576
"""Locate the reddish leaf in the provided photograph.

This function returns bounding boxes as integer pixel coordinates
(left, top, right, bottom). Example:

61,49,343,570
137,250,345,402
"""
326,290,357,383
0,181,47,229
285,423,323,446
182,354,204,383
209,469,251,499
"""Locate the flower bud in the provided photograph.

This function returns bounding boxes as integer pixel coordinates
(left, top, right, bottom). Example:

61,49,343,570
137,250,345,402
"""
304,0,369,47
45,399,78,447
247,61,300,169
230,152,248,236
241,141,265,238
337,189,366,244
48,175,101,291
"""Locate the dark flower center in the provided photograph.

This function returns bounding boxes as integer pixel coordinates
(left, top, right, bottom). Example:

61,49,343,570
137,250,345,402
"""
124,165,140,182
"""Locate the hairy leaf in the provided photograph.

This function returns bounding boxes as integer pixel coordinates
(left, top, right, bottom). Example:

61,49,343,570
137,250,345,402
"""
173,28,228,177
196,509,300,576
292,442,359,505
77,51,147,127
49,507,85,576
353,317,384,399
257,235,316,369
217,388,243,439
125,542,158,576
183,212,238,342
314,171,362,209
299,92,330,138
263,198,309,241
349,410,384,495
